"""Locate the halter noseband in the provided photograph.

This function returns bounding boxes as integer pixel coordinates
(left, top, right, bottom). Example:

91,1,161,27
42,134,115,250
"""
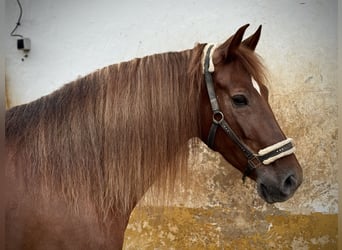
202,44,296,181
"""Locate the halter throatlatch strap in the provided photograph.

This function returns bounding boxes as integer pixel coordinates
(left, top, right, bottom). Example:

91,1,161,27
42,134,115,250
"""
202,44,296,182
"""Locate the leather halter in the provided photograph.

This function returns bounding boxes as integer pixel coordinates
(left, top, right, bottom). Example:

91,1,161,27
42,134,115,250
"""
202,44,295,181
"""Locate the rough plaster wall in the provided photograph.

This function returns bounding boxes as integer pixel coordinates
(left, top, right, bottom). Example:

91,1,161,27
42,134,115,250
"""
5,0,338,248
124,140,337,249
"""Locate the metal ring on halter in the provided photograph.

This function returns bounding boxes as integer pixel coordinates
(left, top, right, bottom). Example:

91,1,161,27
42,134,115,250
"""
212,111,224,124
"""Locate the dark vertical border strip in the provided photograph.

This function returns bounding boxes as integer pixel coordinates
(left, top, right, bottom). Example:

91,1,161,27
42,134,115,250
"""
0,0,5,249
338,0,342,249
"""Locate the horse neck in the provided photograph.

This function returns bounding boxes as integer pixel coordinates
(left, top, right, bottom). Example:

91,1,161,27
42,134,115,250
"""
5,45,207,225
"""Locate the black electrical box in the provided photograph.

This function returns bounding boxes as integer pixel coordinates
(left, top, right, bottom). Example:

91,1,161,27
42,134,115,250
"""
17,38,31,52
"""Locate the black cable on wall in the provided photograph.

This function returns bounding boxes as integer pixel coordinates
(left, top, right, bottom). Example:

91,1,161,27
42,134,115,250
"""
10,0,24,38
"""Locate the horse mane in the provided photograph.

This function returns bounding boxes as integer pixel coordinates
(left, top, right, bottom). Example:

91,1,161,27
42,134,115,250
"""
5,42,267,219
6,44,206,218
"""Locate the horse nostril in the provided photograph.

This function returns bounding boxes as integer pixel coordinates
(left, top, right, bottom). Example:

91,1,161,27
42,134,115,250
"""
282,174,297,195
285,175,296,187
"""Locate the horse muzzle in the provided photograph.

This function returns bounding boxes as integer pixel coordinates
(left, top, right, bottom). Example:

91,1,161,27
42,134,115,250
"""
255,157,303,203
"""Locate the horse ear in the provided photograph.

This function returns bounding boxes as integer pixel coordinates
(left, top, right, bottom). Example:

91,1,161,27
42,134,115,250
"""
242,25,262,51
213,24,250,64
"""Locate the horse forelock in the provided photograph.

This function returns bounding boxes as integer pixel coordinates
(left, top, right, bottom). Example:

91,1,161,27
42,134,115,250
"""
235,45,269,88
5,44,206,219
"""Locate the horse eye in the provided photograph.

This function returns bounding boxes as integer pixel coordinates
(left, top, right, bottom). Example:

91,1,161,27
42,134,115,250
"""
232,95,248,106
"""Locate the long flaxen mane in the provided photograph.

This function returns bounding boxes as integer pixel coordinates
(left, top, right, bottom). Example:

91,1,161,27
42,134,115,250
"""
5,42,267,219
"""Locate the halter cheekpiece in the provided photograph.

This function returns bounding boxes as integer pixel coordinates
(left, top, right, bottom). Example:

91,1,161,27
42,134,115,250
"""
202,44,296,181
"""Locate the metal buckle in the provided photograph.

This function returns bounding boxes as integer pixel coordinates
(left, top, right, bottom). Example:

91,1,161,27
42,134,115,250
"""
243,155,263,183
247,154,263,170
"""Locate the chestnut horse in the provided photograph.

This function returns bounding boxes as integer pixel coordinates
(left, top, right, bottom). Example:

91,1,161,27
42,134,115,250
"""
5,24,302,249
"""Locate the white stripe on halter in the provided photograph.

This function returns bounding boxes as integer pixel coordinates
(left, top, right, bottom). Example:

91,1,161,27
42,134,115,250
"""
258,138,296,165
202,43,216,73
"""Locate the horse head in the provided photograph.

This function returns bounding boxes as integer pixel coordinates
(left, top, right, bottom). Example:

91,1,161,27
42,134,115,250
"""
200,24,303,203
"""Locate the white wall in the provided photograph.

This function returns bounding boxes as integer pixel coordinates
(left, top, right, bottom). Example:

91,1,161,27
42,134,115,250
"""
5,0,338,214
6,0,336,106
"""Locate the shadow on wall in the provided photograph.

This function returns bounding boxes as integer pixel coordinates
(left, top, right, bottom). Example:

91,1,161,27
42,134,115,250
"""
5,77,12,109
